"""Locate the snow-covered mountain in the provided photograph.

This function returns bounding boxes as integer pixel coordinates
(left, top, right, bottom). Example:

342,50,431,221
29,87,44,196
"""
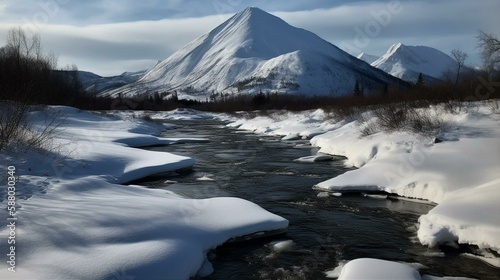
357,53,379,64
78,69,148,93
103,7,402,100
371,43,455,83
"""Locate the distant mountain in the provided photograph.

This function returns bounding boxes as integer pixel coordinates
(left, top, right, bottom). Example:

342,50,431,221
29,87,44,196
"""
103,7,403,100
357,53,379,64
371,43,455,83
78,69,148,93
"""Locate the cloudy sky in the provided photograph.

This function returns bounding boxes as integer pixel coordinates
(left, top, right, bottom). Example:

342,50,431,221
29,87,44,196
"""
0,0,498,76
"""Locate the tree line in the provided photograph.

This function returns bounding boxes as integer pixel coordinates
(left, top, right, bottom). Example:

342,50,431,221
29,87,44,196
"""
0,28,86,106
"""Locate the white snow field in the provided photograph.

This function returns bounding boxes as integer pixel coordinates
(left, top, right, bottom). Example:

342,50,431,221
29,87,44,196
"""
228,101,500,262
0,106,288,279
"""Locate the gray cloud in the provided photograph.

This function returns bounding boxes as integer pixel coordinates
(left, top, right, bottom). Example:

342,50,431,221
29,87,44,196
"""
0,0,498,76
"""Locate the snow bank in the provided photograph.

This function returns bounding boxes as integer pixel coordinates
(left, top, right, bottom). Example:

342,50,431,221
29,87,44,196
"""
418,179,500,252
294,154,334,163
229,102,500,254
25,106,200,183
311,108,500,252
337,258,421,280
0,177,288,279
228,109,334,138
329,258,477,280
0,106,288,279
149,108,220,121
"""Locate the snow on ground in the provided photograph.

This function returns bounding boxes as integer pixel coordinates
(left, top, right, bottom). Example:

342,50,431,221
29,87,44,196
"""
227,109,335,138
418,178,500,252
327,258,477,280
25,106,201,183
228,101,500,258
336,258,421,279
149,108,221,121
294,154,334,163
0,106,288,279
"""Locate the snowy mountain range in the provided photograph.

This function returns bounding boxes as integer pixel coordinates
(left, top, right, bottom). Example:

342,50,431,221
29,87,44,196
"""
102,7,402,100
370,43,456,83
77,69,148,93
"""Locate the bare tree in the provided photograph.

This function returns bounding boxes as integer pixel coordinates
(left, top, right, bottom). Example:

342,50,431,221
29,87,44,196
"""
477,30,500,73
451,49,468,87
5,28,57,69
6,27,42,59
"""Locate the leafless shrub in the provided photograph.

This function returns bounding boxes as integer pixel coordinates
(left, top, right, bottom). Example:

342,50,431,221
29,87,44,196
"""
359,119,379,137
487,99,500,114
22,106,62,151
0,100,30,150
407,109,446,135
361,102,447,137
373,102,409,131
0,102,61,152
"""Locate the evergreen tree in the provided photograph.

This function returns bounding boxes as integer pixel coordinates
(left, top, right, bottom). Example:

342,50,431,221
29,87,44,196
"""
353,80,363,97
415,73,424,88
383,83,389,95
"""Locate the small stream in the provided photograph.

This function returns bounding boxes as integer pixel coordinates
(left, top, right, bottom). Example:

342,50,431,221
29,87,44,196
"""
138,119,498,280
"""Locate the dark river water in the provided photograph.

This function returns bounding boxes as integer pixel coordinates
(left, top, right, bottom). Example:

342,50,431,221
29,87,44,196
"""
139,119,498,280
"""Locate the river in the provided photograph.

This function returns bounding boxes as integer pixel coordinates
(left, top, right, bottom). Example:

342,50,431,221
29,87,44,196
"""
138,119,498,280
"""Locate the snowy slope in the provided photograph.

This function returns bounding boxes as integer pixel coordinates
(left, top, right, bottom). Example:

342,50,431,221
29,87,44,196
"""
0,106,288,279
78,69,148,93
357,52,379,64
103,7,402,100
371,43,455,83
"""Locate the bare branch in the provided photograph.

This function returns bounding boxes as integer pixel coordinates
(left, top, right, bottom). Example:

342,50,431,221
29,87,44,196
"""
477,30,500,71
451,49,468,86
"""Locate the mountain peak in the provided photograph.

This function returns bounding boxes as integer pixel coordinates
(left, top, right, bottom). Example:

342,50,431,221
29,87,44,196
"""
228,6,282,31
388,42,406,54
209,6,336,60
102,7,401,98
241,6,266,14
372,43,455,82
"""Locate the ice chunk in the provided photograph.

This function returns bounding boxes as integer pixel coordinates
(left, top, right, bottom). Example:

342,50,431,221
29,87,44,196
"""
337,258,420,280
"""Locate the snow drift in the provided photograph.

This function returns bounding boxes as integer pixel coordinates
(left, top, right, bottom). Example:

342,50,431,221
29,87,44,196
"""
0,106,288,279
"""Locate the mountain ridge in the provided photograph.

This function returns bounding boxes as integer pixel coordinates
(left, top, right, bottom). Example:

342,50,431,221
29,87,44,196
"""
103,7,404,99
357,52,379,64
371,43,456,83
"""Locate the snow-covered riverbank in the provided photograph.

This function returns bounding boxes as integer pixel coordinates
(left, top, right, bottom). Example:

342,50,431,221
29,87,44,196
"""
0,106,288,279
2,102,498,279
228,101,500,268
